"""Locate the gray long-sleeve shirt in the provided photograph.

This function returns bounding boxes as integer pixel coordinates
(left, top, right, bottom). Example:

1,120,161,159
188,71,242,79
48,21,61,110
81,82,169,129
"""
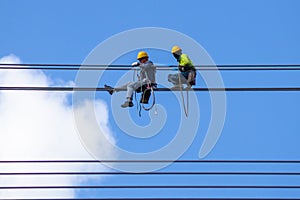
139,60,156,84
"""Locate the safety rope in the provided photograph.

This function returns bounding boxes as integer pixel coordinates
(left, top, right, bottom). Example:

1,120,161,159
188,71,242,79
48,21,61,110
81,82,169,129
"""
132,68,142,117
178,72,189,117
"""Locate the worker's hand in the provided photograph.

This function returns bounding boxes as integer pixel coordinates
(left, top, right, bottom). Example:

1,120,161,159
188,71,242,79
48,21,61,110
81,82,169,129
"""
131,62,139,67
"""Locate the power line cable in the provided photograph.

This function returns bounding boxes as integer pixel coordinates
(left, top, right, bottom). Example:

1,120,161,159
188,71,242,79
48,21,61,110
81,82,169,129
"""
0,86,300,92
1,172,299,176
1,63,300,70
1,160,299,199
8,198,300,200
1,159,300,163
1,160,300,163
1,185,299,189
0,64,299,199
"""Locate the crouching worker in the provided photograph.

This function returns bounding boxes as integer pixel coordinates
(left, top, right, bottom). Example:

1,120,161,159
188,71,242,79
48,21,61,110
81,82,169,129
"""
104,51,157,108
168,45,196,89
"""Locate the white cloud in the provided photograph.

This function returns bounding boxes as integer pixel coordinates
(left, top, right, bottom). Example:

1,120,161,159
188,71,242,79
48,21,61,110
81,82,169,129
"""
0,54,117,198
0,54,21,64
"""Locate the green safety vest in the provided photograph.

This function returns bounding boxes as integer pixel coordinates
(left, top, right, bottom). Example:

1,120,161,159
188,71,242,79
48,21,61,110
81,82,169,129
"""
179,54,195,71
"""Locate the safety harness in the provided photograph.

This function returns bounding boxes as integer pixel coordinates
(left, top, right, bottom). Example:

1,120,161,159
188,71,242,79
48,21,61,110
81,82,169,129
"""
133,67,157,117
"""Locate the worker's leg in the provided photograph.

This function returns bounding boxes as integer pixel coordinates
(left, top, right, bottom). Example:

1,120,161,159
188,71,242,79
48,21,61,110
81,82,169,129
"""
105,81,137,95
104,83,129,95
168,74,180,85
121,82,141,108
126,82,140,99
168,73,188,89
187,71,196,87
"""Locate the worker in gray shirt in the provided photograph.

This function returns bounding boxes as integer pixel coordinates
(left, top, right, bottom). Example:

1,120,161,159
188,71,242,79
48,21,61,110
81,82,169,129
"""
105,51,156,108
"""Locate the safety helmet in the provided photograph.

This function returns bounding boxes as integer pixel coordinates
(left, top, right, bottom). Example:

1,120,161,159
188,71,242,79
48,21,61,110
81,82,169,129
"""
137,51,148,60
171,45,182,54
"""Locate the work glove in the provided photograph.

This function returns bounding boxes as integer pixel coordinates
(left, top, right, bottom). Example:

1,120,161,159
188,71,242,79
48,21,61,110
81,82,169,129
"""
131,62,139,67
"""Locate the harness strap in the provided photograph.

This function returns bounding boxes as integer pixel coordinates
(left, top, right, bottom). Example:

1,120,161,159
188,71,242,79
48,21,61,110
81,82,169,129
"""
141,85,155,111
133,67,157,117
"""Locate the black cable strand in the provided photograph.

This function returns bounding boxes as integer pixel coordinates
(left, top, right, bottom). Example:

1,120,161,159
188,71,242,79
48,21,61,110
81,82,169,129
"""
1,159,300,163
7,198,300,200
1,185,300,189
7,197,299,200
1,86,300,91
0,172,300,176
1,63,300,70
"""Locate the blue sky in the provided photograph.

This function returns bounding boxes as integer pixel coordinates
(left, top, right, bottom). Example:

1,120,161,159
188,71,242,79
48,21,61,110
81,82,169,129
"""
2,0,300,64
1,0,300,199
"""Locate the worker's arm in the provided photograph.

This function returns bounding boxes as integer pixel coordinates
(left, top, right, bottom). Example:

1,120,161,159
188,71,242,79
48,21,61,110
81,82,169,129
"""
131,62,140,67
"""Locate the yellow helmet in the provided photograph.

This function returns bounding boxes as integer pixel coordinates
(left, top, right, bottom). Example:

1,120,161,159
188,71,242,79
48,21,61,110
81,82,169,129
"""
171,45,182,54
137,51,148,60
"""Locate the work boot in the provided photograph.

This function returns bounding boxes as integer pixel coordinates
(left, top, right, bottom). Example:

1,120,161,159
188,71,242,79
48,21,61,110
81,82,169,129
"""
121,101,134,108
104,84,115,95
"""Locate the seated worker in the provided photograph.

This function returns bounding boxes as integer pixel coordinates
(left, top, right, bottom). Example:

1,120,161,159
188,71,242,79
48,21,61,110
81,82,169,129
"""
168,45,196,89
104,51,156,108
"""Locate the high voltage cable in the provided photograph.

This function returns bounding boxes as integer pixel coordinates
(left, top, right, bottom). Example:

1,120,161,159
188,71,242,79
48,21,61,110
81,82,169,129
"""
1,64,299,92
0,63,299,199
2,159,299,199
1,63,300,70
1,185,299,189
8,198,300,200
1,172,300,176
0,86,300,92
1,160,300,163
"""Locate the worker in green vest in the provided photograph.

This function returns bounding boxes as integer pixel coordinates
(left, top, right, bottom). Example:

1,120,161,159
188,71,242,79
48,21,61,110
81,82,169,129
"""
168,45,196,89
